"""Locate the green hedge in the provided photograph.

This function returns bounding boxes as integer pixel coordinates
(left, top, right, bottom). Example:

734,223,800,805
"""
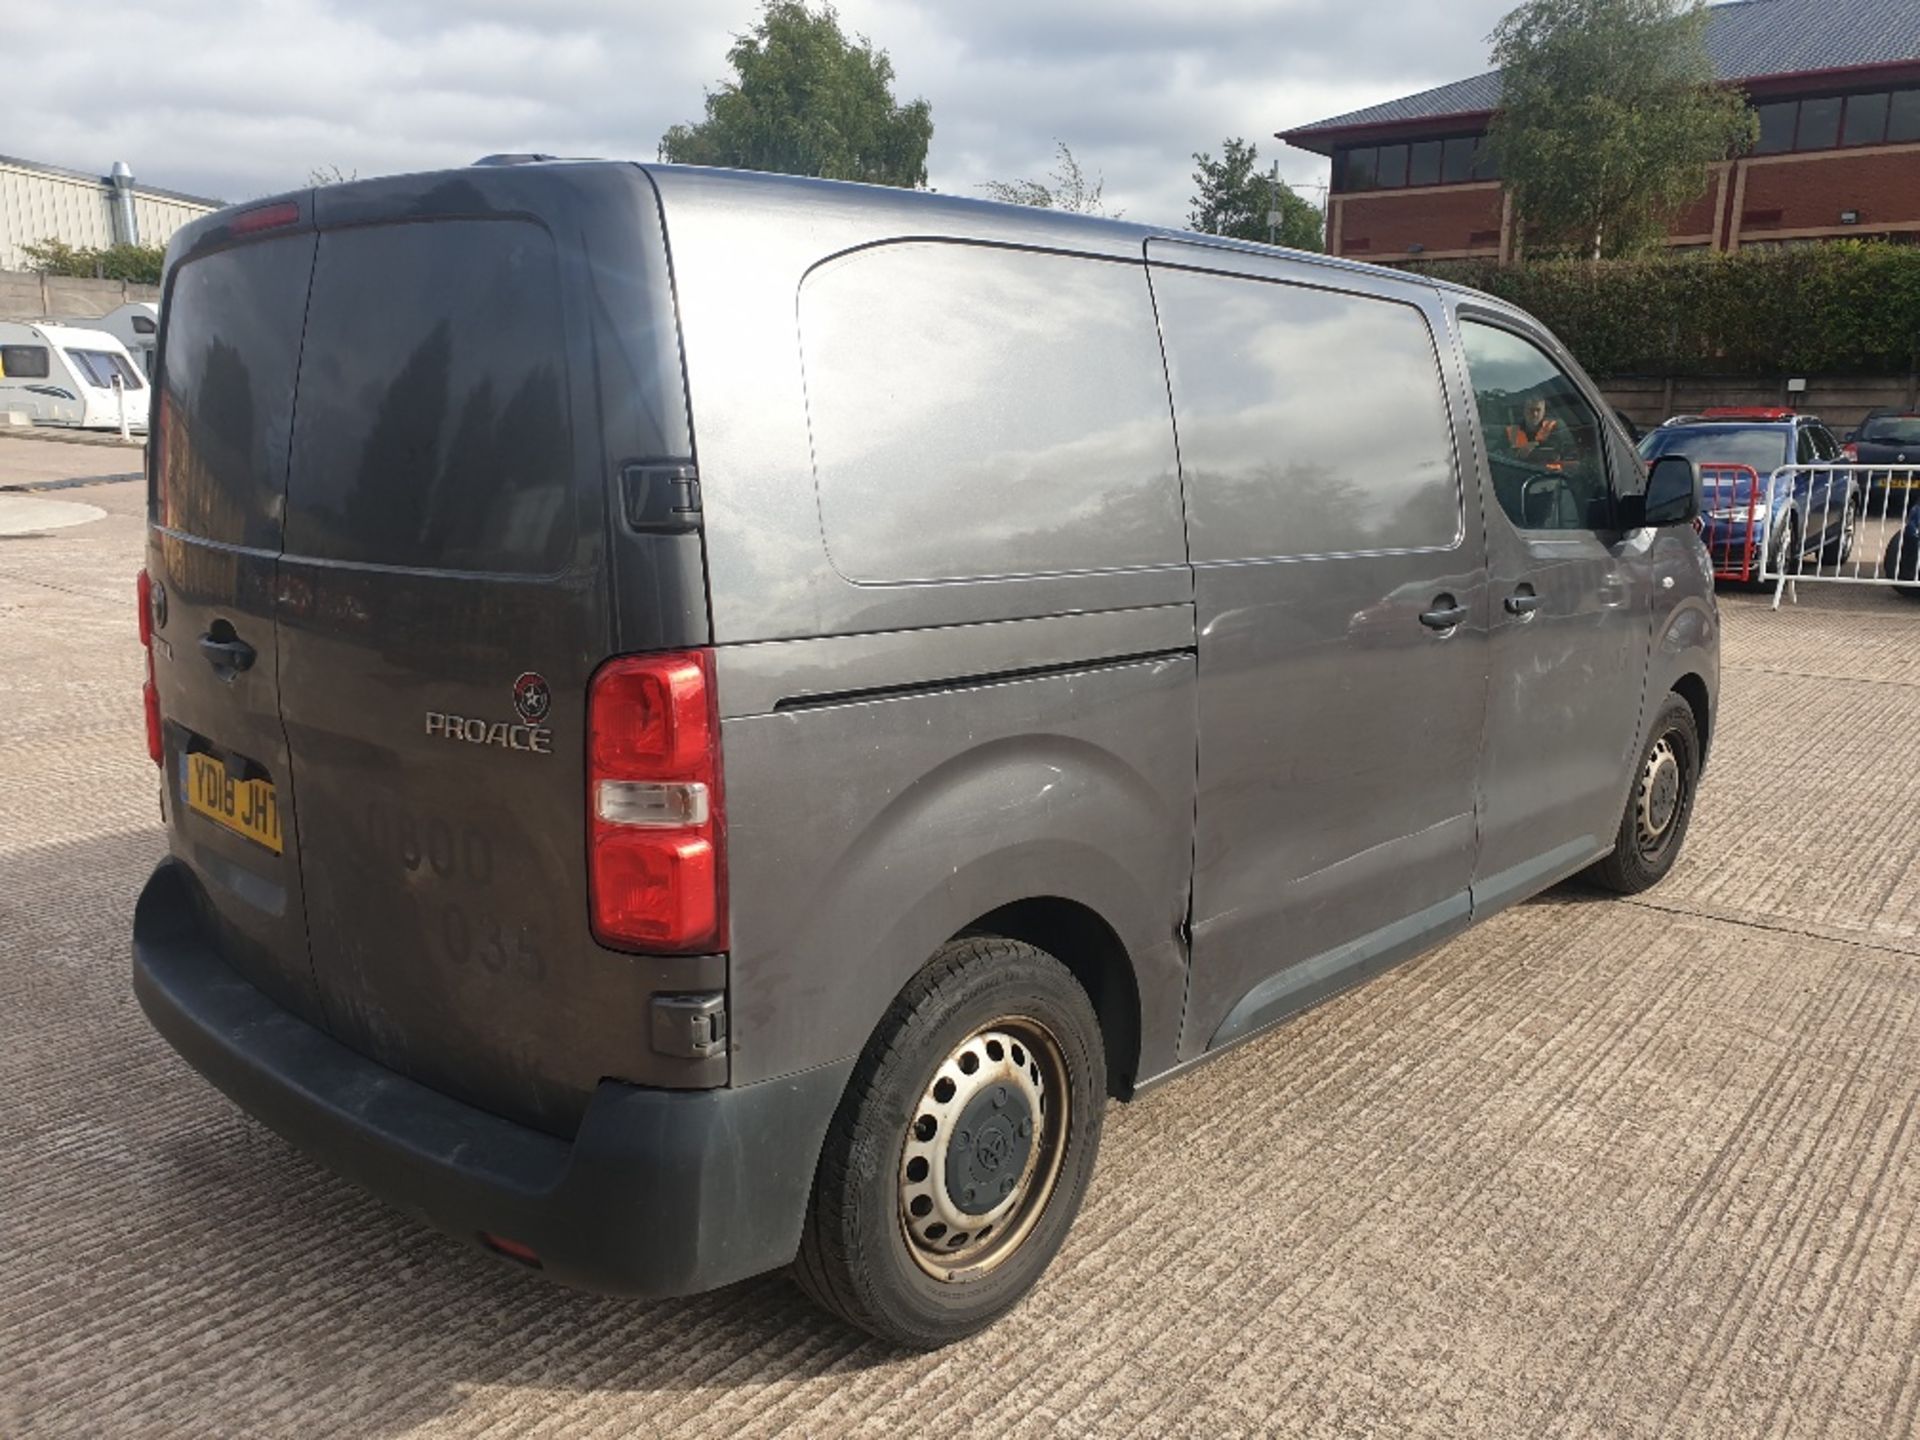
20,238,166,286
1415,243,1920,378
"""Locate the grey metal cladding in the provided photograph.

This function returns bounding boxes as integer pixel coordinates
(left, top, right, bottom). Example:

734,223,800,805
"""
1286,0,1920,136
800,241,1185,585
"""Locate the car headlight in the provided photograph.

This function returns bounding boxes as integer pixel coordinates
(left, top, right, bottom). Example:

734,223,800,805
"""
1707,503,1769,522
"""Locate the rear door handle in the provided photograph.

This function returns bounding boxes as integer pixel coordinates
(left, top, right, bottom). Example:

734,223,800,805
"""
1419,597,1469,631
199,634,257,674
1505,592,1544,615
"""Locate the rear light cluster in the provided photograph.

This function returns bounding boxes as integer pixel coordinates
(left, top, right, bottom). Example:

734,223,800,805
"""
587,650,726,954
137,569,162,765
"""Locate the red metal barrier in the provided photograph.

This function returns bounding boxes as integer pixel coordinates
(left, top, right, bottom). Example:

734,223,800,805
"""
1695,463,1765,582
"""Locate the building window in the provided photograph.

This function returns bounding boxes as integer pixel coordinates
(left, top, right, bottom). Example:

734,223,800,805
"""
1891,90,1920,143
1755,102,1797,154
1336,134,1497,192
1842,91,1891,147
1796,96,1843,150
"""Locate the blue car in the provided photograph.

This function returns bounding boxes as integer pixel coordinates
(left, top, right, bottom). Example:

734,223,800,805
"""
1886,502,1920,598
1637,410,1859,579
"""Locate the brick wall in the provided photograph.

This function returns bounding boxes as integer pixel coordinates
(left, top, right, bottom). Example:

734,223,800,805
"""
0,268,160,322
1735,143,1920,242
1336,184,1504,260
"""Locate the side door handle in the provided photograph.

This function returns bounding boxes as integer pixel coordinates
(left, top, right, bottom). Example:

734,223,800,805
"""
1505,591,1543,616
1419,596,1469,631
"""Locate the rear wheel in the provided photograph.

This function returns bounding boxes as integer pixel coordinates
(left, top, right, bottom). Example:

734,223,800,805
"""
1586,694,1701,895
793,936,1106,1348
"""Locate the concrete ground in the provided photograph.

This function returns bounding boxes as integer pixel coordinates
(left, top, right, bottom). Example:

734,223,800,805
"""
2,463,1918,1439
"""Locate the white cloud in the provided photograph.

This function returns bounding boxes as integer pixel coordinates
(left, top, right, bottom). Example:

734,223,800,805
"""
3,0,1510,222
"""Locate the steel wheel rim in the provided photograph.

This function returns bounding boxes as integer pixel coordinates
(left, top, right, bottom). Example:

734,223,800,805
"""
898,1016,1070,1282
1636,733,1686,858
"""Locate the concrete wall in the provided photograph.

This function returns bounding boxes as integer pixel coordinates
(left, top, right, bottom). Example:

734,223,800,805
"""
1601,374,1920,433
0,268,160,322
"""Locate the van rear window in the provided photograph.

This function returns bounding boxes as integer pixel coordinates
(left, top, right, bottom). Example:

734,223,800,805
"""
158,234,318,549
284,220,574,574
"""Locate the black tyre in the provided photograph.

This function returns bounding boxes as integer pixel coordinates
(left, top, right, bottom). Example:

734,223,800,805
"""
1586,694,1701,895
1887,537,1920,600
793,936,1106,1348
1821,496,1858,565
1772,512,1801,578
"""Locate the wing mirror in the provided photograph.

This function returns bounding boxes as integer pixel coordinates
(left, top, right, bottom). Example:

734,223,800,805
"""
1642,455,1701,527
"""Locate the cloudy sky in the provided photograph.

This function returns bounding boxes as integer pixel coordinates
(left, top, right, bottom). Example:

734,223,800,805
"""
6,0,1511,225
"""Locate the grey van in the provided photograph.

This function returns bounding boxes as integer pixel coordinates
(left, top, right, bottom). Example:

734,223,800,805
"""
132,159,1717,1348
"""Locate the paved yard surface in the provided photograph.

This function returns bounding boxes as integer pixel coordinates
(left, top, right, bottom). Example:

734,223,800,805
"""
3,470,1918,1439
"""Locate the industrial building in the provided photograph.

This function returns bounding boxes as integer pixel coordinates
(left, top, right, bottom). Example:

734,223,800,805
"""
1281,0,1920,262
0,154,222,272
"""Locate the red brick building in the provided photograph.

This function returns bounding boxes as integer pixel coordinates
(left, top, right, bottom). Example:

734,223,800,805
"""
1280,0,1920,263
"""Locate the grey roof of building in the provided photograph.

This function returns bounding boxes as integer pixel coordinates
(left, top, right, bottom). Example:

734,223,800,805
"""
1283,0,1920,140
0,153,223,210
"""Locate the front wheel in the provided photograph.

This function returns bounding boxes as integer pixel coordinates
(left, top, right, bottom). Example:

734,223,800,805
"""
1586,694,1701,894
793,937,1106,1348
1822,496,1859,565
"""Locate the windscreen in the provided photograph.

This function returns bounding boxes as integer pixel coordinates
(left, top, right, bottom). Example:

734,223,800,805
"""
1861,417,1920,446
1639,426,1790,475
283,219,574,574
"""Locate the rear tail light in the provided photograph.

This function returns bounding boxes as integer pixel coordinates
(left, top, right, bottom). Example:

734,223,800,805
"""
137,569,162,765
587,650,726,953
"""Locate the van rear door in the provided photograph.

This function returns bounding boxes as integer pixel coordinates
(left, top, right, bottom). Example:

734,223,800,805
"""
148,218,324,1025
274,166,709,1136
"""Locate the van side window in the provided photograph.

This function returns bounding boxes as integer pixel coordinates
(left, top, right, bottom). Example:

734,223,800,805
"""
1151,268,1463,561
1461,322,1612,532
800,242,1184,584
0,345,51,380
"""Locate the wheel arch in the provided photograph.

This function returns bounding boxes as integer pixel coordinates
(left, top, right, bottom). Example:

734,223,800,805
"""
958,896,1145,1100
1671,671,1712,766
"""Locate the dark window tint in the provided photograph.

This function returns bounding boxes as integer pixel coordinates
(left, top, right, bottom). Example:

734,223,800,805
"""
1442,136,1478,183
68,349,144,390
1638,426,1791,475
1154,268,1461,561
1890,90,1920,143
801,243,1183,583
286,220,574,574
1408,140,1443,187
0,344,51,379
1462,322,1611,533
1376,145,1409,188
131,313,157,334
1797,96,1842,150
1344,148,1378,190
158,233,318,548
1843,92,1890,146
1810,425,1842,462
1861,417,1920,445
1754,102,1797,154
1796,427,1818,465
1472,138,1501,181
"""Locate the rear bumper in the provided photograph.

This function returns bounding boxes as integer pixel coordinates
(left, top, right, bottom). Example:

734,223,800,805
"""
132,859,850,1298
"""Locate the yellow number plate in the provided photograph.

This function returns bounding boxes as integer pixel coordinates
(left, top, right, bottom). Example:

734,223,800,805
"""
183,751,282,854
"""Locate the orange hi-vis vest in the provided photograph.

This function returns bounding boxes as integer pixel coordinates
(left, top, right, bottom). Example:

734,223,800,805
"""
1507,417,1559,450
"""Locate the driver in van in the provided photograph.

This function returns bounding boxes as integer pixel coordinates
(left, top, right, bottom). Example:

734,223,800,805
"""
1505,396,1562,459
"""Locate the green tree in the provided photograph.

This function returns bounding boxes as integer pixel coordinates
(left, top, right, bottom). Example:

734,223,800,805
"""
1188,138,1323,251
980,142,1121,217
660,1,932,187
21,238,166,285
1488,0,1756,259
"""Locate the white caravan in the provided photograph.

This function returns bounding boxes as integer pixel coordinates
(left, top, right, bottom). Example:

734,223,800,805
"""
0,321,151,432
57,303,160,376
